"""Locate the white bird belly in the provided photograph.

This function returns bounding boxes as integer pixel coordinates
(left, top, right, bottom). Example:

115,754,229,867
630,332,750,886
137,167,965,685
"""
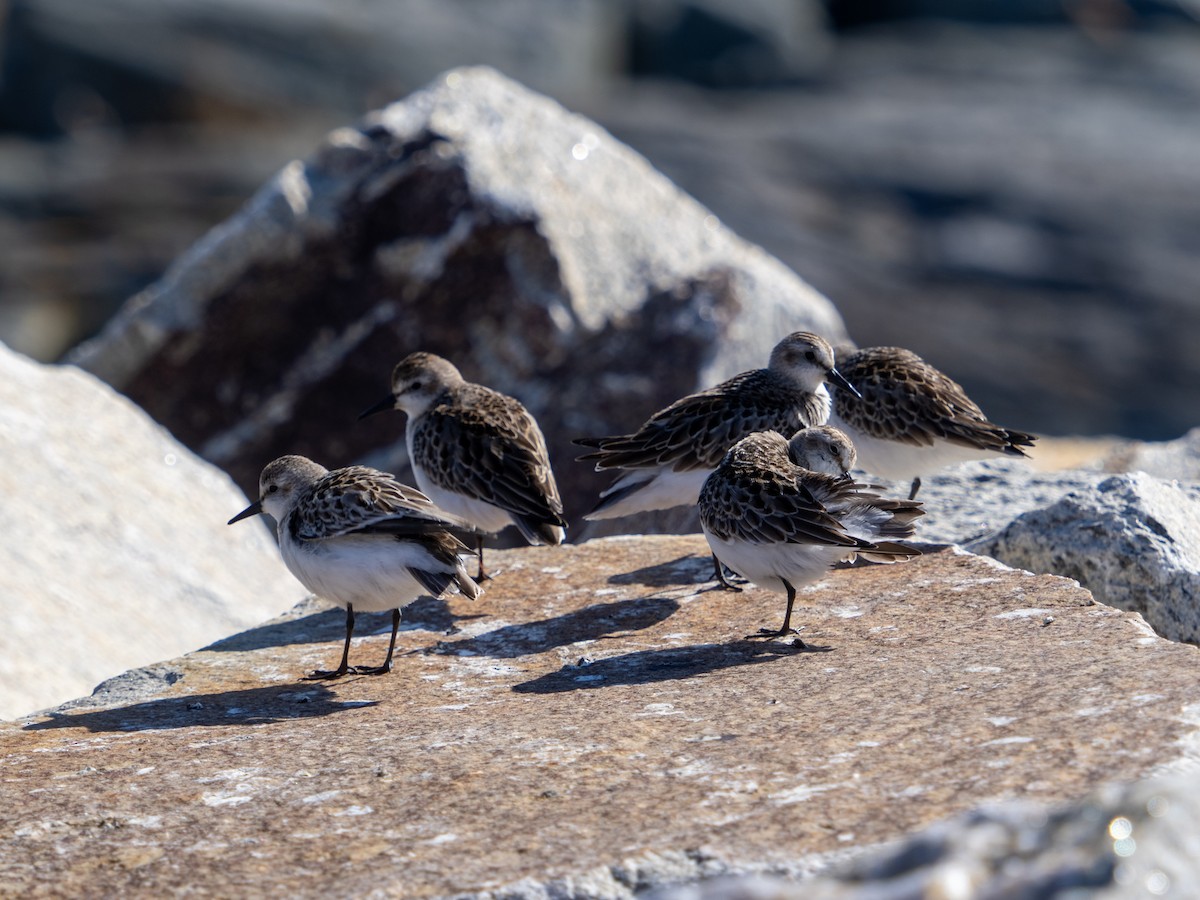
281,533,459,613
412,466,513,535
584,467,712,520
826,414,1002,480
703,529,844,592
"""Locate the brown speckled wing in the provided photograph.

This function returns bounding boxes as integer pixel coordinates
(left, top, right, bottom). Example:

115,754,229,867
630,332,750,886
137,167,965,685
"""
699,440,861,548
577,370,827,472
835,347,1035,453
412,385,566,527
290,466,471,546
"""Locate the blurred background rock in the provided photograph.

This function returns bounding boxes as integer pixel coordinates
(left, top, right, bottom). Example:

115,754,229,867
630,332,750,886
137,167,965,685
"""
2,0,1199,439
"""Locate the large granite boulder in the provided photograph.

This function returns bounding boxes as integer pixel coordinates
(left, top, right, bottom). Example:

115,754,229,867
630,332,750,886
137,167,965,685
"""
973,473,1200,644
1098,426,1200,484
3,536,1198,896
653,773,1200,898
67,66,847,532
855,456,1103,547
0,343,304,720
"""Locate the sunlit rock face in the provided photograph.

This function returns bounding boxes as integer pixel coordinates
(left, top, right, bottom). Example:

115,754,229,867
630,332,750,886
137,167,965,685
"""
974,472,1200,645
3,536,1199,896
650,774,1200,899
68,67,847,535
0,342,303,720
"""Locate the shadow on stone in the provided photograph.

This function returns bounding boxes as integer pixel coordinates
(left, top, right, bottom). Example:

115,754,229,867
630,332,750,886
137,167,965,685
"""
511,639,812,693
606,554,713,588
205,597,485,653
432,596,680,659
23,684,375,733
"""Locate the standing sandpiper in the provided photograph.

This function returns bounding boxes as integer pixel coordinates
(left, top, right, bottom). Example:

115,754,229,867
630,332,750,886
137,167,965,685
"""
699,431,923,646
229,455,482,679
827,346,1036,499
360,353,567,581
576,332,858,589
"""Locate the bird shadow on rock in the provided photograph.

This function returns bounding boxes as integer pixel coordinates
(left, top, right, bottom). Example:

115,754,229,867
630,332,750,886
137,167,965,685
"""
23,683,376,734
429,596,680,659
606,554,715,589
205,596,485,653
511,638,824,694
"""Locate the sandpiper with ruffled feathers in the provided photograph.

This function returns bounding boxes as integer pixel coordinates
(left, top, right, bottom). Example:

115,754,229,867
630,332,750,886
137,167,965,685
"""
699,431,923,647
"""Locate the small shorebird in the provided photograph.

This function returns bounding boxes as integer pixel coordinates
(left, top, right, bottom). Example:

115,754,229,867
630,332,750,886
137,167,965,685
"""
699,431,923,645
827,346,1037,499
714,424,861,592
228,455,482,679
786,424,858,476
576,333,858,520
576,331,858,589
360,353,567,580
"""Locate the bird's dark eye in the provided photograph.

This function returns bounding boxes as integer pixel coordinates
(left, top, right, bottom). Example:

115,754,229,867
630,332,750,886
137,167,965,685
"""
268,484,279,494
805,350,817,362
408,380,423,392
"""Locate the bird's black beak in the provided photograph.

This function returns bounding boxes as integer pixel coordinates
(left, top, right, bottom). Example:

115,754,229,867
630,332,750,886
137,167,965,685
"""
228,500,264,525
828,367,862,399
358,393,397,420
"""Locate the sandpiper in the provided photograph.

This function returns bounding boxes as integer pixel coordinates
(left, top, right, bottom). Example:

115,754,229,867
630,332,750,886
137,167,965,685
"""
786,424,858,476
827,345,1037,499
228,455,482,679
360,352,567,580
576,332,858,520
699,431,923,646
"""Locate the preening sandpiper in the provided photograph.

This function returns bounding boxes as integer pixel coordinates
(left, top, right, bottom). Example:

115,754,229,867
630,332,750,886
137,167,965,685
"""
699,431,923,646
360,352,567,580
826,345,1037,499
786,424,858,476
228,455,482,679
576,331,858,520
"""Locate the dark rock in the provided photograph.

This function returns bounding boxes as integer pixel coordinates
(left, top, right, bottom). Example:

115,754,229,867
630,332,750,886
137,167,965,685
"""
67,67,847,532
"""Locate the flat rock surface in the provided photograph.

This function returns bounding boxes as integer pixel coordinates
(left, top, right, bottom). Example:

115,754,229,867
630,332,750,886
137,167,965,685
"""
3,536,1197,898
974,473,1200,645
0,344,304,720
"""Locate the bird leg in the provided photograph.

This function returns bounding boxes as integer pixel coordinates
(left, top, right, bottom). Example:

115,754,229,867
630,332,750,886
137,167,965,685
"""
712,554,744,592
475,535,492,582
304,604,356,680
351,608,401,676
748,581,808,647
908,476,922,500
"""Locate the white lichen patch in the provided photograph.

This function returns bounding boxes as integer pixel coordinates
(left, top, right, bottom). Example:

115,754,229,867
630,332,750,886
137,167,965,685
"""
769,782,850,805
636,703,683,717
301,790,343,805
993,608,1054,620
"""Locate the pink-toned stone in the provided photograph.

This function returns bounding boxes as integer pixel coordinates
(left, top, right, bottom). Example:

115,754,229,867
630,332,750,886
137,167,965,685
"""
1,536,1196,897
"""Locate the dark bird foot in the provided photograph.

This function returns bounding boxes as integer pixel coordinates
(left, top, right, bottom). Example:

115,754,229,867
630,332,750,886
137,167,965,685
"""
349,664,393,676
747,626,805,642
714,574,744,593
302,667,350,681
710,557,746,591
